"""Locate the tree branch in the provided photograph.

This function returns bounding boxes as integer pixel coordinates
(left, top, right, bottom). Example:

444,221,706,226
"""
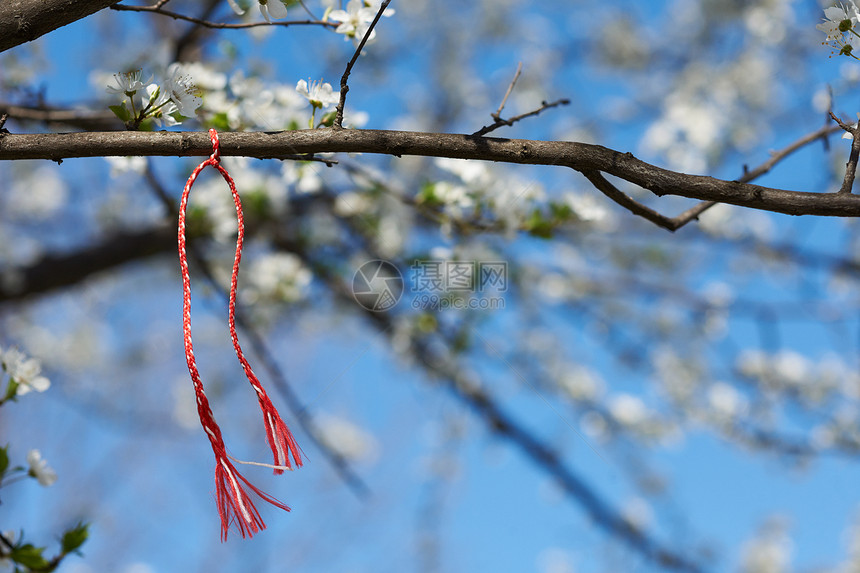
110,3,337,31
334,0,392,128
2,128,860,218
0,101,120,131
0,0,118,53
829,111,860,194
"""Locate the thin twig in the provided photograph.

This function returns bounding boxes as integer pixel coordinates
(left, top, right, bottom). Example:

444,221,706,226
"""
739,123,840,184
830,111,860,194
110,4,337,30
295,0,319,21
494,62,523,119
472,98,570,137
334,0,392,128
581,122,842,232
581,170,684,231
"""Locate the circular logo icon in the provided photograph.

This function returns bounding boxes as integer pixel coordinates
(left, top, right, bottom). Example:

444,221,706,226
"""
352,260,404,311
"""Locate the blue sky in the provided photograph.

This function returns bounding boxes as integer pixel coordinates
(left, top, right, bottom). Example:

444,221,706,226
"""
3,2,860,573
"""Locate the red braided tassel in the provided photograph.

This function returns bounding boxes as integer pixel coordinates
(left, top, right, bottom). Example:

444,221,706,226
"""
178,129,298,539
222,170,304,473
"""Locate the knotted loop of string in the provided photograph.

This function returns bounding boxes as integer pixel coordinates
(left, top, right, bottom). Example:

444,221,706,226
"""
177,129,302,541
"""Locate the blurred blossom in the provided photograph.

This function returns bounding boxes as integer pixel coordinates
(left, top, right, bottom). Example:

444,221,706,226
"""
26,449,58,487
333,191,374,217
702,281,735,307
622,497,654,531
105,156,147,177
8,166,68,219
737,349,768,379
558,366,604,401
771,351,810,386
741,518,793,573
653,347,700,403
536,547,576,573
316,413,379,463
436,158,493,187
563,192,615,228
242,252,312,304
697,203,773,241
707,382,747,419
178,62,227,91
608,393,647,426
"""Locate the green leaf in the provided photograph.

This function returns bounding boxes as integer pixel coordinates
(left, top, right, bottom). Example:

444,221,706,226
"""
108,103,132,123
525,209,554,239
549,201,573,221
211,112,231,132
61,523,89,555
318,111,337,128
3,378,18,402
10,543,49,569
0,445,8,479
416,183,442,207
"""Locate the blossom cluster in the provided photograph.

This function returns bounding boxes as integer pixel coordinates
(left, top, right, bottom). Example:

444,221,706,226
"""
225,0,394,45
106,64,202,128
817,2,860,57
1,344,50,401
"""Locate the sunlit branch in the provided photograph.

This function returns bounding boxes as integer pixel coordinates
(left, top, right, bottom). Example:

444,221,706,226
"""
2,128,858,219
334,0,392,129
830,111,860,194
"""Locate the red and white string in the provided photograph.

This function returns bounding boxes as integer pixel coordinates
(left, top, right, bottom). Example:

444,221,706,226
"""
177,129,302,540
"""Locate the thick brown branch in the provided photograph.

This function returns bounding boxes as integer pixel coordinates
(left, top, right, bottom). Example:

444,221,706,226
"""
2,129,860,218
0,0,118,53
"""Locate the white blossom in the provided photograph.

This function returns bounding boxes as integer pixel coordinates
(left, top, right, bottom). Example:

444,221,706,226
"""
329,0,379,45
27,449,58,487
259,0,288,22
296,79,340,110
162,63,202,118
1,346,51,395
817,4,860,41
106,69,149,96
